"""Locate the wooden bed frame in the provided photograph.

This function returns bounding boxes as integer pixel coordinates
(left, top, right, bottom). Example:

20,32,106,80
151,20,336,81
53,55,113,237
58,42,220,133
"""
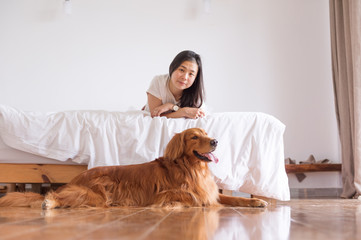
0,163,279,205
0,163,342,184
0,163,87,184
0,163,342,206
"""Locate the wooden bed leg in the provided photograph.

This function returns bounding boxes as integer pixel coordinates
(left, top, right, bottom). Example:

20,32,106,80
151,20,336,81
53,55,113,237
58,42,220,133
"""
6,184,16,193
31,184,42,194
17,183,26,192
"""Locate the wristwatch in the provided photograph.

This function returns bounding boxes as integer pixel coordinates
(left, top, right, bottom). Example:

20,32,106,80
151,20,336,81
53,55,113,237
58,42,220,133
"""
172,104,179,111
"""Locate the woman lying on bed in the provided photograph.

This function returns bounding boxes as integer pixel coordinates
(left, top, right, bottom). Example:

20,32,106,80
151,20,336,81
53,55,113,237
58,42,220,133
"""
144,50,206,119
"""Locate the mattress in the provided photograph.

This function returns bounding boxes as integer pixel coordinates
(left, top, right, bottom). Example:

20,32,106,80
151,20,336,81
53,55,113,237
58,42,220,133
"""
0,135,82,165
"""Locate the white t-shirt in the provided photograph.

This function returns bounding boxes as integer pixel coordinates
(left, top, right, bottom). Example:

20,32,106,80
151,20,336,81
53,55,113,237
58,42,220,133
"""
144,74,208,113
144,74,178,112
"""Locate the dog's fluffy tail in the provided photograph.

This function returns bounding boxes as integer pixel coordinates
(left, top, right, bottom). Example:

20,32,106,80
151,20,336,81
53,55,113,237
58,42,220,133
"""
0,192,44,208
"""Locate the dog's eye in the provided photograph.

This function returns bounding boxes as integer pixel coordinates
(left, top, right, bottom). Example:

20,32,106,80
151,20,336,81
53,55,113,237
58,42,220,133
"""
191,136,198,140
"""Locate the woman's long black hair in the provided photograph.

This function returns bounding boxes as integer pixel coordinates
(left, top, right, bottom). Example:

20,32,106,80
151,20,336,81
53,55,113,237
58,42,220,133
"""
169,50,205,108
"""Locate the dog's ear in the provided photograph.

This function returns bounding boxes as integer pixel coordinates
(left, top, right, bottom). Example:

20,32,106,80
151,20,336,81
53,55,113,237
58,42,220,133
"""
164,132,185,160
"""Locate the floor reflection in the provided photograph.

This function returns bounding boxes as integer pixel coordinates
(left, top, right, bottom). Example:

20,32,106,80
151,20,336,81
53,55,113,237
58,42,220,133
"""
213,206,290,240
3,199,361,239
147,206,291,240
16,205,291,240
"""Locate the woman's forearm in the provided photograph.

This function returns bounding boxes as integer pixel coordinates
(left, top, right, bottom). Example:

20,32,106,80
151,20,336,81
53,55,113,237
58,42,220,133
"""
160,107,204,119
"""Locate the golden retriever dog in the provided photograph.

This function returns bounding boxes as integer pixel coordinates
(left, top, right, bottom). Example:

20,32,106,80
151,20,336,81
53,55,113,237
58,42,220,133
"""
0,128,267,209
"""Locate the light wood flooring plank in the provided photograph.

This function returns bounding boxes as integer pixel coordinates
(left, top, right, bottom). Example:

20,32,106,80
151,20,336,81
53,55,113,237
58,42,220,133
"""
0,200,361,240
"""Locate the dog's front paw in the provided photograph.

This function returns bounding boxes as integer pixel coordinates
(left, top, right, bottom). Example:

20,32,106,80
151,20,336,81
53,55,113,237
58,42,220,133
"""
251,198,268,208
42,199,59,210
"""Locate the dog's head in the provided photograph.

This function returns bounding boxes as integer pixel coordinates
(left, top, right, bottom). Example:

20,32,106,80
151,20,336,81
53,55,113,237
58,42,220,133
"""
164,128,218,163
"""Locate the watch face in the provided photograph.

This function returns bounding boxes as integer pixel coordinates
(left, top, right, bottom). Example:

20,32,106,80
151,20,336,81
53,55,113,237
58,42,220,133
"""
173,105,179,111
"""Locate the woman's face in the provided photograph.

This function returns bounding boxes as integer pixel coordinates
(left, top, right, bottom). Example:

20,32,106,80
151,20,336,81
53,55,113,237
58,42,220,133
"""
170,60,199,91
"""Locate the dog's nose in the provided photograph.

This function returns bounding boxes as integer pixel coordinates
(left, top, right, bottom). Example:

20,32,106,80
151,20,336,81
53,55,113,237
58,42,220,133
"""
210,139,218,147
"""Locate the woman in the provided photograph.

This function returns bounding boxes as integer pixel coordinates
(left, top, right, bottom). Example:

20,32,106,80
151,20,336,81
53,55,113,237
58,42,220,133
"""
145,50,206,119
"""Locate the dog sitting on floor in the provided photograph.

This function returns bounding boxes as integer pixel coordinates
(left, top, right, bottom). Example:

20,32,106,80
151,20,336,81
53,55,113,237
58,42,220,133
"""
0,128,267,209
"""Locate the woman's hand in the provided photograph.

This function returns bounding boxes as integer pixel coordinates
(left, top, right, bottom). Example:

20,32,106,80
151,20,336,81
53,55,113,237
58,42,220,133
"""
181,107,205,119
151,103,173,117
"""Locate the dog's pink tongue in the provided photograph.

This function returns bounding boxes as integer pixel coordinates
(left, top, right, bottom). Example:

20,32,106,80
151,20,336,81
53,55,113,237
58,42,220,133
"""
206,153,219,163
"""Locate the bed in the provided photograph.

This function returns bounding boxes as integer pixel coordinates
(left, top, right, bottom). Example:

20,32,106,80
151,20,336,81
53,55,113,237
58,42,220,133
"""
0,104,290,201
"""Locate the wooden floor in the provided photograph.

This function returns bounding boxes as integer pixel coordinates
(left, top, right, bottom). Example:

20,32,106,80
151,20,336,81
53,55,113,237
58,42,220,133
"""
0,199,360,240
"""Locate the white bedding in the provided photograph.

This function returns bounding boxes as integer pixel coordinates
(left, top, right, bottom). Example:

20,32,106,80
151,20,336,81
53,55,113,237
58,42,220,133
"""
0,104,289,201
0,136,80,165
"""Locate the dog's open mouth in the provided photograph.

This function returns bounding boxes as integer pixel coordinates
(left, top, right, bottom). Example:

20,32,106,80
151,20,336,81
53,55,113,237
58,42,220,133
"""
193,151,219,163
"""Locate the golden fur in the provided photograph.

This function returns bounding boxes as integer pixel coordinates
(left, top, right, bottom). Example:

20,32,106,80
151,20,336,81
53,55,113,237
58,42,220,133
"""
0,128,267,209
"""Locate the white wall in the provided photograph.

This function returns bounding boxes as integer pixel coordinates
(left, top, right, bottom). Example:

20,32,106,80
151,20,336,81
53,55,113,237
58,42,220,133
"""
0,0,340,188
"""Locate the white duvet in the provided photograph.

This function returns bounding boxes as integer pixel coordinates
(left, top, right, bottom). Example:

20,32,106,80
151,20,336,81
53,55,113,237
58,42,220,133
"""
0,105,289,200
